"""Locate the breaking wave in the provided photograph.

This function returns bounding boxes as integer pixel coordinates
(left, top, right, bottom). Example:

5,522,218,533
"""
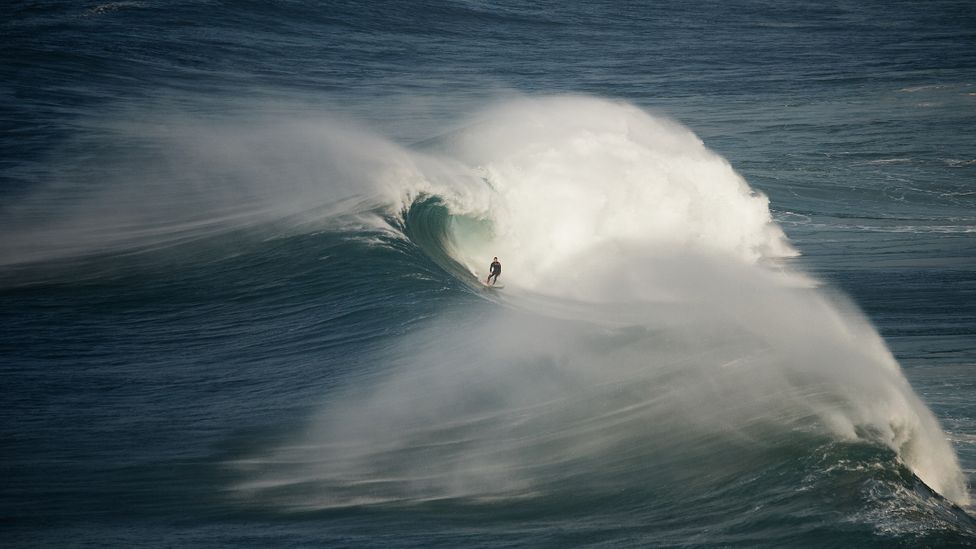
215,96,969,510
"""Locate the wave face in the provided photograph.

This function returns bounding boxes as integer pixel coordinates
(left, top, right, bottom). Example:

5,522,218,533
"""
222,98,969,523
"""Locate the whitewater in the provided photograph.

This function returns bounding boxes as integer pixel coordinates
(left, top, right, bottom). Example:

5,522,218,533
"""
205,96,969,510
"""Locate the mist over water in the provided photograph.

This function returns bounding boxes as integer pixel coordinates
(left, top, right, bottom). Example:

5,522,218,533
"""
3,88,970,533
0,110,438,269
228,97,968,510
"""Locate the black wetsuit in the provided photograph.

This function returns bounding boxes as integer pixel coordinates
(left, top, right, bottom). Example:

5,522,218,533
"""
488,260,501,284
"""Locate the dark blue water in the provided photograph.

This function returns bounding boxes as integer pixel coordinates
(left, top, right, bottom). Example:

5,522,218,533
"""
3,1,976,546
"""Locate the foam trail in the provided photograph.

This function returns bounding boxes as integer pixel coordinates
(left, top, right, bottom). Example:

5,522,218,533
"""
231,96,968,508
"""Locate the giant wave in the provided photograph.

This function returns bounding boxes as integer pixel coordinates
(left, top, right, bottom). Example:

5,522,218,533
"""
218,96,969,511
1,94,965,512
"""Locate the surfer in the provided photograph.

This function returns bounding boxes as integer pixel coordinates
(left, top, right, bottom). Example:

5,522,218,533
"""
486,257,501,286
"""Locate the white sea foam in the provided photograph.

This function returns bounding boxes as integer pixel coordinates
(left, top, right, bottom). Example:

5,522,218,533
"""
435,96,797,296
6,93,964,505
231,96,969,508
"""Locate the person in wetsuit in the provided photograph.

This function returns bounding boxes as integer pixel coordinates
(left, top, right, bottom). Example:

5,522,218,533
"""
486,257,501,286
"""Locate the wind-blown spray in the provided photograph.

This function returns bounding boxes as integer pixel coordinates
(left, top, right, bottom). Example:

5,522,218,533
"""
231,96,969,509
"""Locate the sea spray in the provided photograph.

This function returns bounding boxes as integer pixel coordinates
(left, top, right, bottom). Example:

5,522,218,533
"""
0,112,468,269
232,96,969,508
441,96,797,293
17,90,958,508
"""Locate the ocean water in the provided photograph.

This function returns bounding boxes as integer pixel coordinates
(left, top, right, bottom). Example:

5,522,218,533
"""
3,1,976,546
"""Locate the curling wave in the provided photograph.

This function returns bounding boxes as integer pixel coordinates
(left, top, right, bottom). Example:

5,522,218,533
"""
3,92,964,511
226,96,968,511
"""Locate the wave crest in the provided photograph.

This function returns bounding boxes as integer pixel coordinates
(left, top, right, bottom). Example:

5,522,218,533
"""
230,97,968,509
